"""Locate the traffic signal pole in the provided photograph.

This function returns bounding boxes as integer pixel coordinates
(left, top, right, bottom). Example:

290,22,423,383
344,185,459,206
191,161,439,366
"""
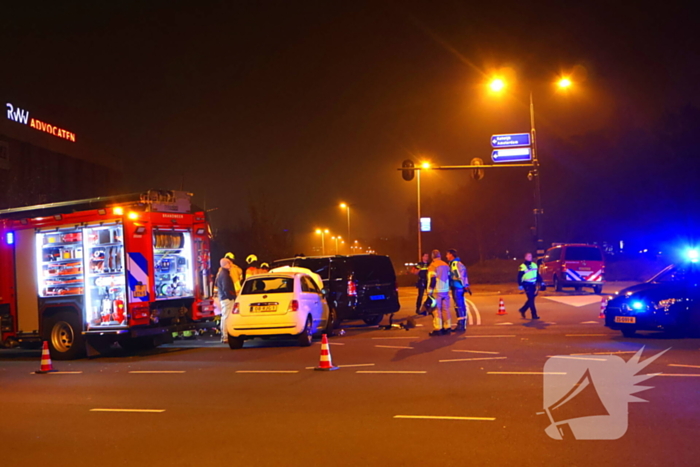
530,92,545,257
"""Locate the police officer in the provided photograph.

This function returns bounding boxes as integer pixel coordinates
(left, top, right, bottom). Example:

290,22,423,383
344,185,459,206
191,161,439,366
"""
412,253,430,315
518,252,542,320
446,249,469,333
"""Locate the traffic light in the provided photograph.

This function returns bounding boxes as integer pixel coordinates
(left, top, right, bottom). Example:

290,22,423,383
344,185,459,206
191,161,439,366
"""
402,159,415,181
471,158,484,181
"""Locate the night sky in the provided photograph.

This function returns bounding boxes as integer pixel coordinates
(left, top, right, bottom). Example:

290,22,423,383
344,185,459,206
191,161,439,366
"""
2,1,699,258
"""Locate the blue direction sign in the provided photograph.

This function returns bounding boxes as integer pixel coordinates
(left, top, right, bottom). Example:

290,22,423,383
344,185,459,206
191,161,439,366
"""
491,147,532,163
491,133,531,148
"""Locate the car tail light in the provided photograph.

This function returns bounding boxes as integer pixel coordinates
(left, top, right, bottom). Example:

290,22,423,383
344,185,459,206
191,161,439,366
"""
288,300,299,312
232,302,240,314
347,280,357,297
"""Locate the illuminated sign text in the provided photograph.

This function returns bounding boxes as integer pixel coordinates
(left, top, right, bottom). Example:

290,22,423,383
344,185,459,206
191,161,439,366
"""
6,103,76,143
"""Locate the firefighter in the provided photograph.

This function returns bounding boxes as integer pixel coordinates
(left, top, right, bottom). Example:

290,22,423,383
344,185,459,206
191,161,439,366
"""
216,257,236,343
412,253,430,315
427,249,452,336
259,262,270,273
446,249,469,333
518,252,542,320
225,252,243,294
245,254,259,278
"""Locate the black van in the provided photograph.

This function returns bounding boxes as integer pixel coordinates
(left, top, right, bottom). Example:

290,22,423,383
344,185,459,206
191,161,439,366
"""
270,255,400,328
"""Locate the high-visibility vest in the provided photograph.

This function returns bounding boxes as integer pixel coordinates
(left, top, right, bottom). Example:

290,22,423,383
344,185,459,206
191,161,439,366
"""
519,262,538,283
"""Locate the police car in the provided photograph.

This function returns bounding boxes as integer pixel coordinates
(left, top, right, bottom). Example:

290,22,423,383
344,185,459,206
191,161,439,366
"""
605,251,700,337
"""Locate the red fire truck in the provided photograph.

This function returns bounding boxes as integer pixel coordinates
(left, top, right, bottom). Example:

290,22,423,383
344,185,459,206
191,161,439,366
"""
0,190,216,359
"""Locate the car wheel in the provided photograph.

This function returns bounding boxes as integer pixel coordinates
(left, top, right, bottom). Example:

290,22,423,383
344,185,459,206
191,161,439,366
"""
228,336,245,349
44,312,86,360
298,316,313,347
593,285,603,295
362,315,384,326
324,307,338,335
554,275,563,292
621,329,637,338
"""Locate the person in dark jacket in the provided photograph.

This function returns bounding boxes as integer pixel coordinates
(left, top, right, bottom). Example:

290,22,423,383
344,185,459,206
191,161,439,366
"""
412,253,430,314
517,252,542,320
216,258,236,343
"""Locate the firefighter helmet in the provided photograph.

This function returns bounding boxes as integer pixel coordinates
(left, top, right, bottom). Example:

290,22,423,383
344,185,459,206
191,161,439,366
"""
225,252,235,261
260,262,269,269
246,254,258,264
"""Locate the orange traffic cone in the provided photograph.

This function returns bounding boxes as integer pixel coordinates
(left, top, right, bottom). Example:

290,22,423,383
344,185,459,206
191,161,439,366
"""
314,334,338,371
599,298,607,319
35,341,57,374
497,297,507,315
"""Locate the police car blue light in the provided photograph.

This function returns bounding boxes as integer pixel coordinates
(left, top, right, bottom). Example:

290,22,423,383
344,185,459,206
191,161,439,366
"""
687,249,699,263
631,301,644,311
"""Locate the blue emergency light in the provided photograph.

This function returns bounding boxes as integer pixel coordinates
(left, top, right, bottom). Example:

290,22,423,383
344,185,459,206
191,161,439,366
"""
6,232,14,245
687,249,699,263
631,301,644,311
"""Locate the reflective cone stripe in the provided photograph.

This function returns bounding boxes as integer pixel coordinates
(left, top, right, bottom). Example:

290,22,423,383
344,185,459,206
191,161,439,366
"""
599,298,607,319
497,297,507,315
314,334,338,371
35,341,57,374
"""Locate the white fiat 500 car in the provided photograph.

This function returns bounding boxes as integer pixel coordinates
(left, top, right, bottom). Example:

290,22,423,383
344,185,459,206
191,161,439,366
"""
226,268,330,349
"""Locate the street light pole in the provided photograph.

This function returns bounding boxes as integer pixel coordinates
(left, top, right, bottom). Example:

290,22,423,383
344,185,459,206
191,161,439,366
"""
530,92,545,257
316,229,329,255
416,168,422,260
339,203,351,240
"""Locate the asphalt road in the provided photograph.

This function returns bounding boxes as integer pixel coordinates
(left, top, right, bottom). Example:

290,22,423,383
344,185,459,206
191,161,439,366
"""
2,284,699,466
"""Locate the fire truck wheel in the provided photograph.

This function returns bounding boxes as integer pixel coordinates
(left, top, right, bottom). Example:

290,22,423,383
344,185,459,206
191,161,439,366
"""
553,275,563,292
45,312,86,360
228,336,244,349
593,285,603,295
298,316,313,347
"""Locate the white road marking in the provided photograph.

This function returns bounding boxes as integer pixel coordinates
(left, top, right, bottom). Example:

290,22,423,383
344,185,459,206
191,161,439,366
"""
375,345,414,349
439,357,507,363
462,335,516,338
545,322,557,325
305,363,375,370
129,371,186,374
545,296,602,307
371,337,416,340
570,351,638,355
466,299,481,325
548,356,608,362
32,371,83,375
580,321,600,324
488,371,567,375
357,370,426,374
394,415,495,421
669,364,700,369
565,334,608,337
90,408,165,413
235,370,299,374
658,373,700,377
495,322,513,326
452,350,500,354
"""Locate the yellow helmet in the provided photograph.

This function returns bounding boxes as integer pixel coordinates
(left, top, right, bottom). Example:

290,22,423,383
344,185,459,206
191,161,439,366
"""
225,252,235,261
260,262,269,269
246,254,258,264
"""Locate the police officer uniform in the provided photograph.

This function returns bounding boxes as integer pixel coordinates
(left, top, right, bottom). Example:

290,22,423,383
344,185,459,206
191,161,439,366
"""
518,258,542,319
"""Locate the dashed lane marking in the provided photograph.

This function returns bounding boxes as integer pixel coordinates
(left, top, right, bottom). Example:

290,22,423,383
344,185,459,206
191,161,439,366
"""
305,363,375,369
452,350,500,354
31,371,83,375
488,371,567,375
581,321,600,324
235,370,299,374
371,337,417,340
461,335,516,338
375,345,414,349
394,415,495,421
90,408,165,413
547,356,608,362
658,374,700,377
669,364,700,369
357,370,426,374
565,334,608,337
571,351,638,355
129,371,186,374
466,299,481,325
439,357,507,363
495,322,513,326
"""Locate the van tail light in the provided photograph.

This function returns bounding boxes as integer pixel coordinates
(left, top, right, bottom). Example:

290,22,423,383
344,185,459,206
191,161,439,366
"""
561,265,568,271
232,302,240,314
288,300,299,312
347,280,357,297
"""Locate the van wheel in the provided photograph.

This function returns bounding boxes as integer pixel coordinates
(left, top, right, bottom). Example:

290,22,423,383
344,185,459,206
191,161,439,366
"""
363,315,384,326
554,276,563,292
44,312,85,360
228,336,245,349
593,285,603,295
298,316,313,347
621,329,637,338
324,308,338,335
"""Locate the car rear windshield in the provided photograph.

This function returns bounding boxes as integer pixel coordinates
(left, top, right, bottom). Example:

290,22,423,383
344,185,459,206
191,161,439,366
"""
242,277,293,295
565,247,603,261
348,256,396,283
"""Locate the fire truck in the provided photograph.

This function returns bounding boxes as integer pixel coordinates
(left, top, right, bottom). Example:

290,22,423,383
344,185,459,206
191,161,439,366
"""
0,190,216,359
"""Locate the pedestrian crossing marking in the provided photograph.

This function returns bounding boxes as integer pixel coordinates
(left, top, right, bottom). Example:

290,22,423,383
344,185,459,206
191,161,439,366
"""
544,296,602,307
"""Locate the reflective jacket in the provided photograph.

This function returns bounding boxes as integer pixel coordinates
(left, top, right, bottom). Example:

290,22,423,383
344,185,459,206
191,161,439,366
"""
449,258,469,289
518,261,541,285
415,261,429,288
428,259,451,294
229,263,243,294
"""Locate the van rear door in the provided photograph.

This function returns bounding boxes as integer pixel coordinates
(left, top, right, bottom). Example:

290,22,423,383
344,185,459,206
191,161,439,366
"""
563,246,604,282
348,256,400,314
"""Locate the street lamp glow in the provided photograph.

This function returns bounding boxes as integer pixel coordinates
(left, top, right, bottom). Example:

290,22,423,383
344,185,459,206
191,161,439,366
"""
315,229,322,234
489,78,506,92
420,161,431,169
340,202,347,209
557,77,572,89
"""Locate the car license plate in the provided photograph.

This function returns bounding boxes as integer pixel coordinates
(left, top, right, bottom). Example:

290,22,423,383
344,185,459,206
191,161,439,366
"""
370,294,385,301
614,316,636,324
251,305,277,313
